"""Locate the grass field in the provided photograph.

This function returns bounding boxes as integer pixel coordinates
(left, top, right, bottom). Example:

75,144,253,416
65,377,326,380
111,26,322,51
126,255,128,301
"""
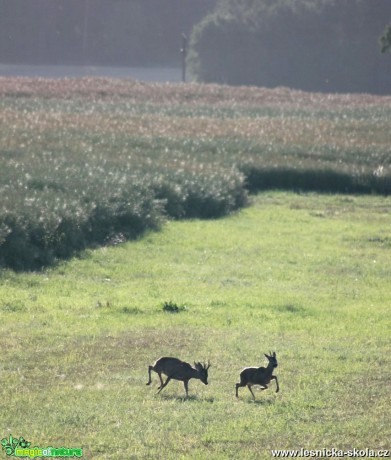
1,192,390,459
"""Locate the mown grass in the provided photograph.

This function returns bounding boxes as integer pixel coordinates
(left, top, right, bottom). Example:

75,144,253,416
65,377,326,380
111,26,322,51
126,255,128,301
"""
1,78,391,269
1,192,390,459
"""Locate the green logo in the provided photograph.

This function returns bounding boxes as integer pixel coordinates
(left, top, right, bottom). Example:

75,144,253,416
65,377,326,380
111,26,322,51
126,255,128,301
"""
1,435,83,458
1,436,30,456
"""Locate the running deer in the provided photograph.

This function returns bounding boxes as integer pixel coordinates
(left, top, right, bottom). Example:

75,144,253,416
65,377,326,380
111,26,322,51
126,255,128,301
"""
146,357,211,397
235,351,279,399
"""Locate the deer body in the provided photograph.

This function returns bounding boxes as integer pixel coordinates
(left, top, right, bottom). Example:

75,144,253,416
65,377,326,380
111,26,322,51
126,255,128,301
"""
146,357,210,397
235,352,279,399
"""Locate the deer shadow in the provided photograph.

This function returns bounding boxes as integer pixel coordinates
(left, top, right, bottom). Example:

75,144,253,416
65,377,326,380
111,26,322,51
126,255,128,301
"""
158,394,215,403
245,397,275,406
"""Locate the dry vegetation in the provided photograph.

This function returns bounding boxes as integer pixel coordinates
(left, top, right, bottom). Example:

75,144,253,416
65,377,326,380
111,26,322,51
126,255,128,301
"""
1,77,391,107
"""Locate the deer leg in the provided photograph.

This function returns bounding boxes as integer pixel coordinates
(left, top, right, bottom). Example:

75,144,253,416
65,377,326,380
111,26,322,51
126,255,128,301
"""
183,380,189,397
157,376,172,394
156,372,164,389
247,384,256,399
146,365,153,385
235,382,246,397
271,375,279,393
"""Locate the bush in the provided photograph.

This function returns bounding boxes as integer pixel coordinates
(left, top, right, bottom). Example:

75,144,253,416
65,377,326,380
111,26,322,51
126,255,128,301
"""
0,148,248,270
240,164,391,195
162,301,186,313
0,171,164,270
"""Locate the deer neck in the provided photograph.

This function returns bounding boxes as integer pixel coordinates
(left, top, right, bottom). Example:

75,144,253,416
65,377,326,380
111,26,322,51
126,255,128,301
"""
190,367,201,380
264,362,275,377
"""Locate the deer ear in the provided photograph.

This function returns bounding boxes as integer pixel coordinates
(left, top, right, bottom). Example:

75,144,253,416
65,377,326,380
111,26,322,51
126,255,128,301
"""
264,353,269,359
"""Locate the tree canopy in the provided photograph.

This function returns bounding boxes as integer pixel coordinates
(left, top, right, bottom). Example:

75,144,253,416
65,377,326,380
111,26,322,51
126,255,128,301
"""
380,23,391,53
188,0,391,93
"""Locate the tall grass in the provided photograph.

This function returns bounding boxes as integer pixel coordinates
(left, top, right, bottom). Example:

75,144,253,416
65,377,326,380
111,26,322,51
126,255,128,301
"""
1,77,390,269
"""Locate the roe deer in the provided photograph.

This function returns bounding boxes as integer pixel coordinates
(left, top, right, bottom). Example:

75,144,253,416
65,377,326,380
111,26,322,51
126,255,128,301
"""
146,357,210,397
235,351,279,399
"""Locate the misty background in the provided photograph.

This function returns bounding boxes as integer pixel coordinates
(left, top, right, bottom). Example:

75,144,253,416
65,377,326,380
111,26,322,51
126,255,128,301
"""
0,0,390,94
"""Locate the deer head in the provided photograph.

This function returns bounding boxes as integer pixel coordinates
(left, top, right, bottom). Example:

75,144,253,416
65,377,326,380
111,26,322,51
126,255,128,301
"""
264,351,278,368
194,361,211,385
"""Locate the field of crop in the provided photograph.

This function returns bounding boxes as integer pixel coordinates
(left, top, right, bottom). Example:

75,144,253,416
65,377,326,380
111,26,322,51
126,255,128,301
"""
1,77,391,269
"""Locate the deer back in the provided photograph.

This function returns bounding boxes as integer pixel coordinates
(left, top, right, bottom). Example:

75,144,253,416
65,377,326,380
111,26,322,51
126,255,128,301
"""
153,357,210,383
153,357,197,381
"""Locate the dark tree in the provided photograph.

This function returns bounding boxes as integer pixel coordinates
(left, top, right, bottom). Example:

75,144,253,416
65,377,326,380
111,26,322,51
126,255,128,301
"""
380,23,391,53
188,0,391,94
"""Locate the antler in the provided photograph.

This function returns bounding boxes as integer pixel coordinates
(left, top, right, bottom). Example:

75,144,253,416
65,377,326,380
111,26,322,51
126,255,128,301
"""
194,360,211,370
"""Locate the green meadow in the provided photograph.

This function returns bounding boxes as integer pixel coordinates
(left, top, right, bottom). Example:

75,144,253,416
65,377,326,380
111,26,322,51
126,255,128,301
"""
1,192,390,458
0,78,390,458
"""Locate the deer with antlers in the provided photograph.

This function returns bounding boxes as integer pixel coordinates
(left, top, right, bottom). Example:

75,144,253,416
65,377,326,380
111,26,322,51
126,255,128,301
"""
235,351,279,399
146,357,211,397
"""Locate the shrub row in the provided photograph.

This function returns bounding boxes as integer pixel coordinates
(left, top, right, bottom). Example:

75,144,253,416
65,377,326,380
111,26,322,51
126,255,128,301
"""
0,161,247,270
241,164,391,195
3,150,389,271
1,145,390,271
